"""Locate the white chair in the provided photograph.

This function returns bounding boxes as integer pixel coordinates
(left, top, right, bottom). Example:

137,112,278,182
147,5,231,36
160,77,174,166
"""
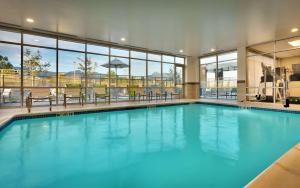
2,89,12,103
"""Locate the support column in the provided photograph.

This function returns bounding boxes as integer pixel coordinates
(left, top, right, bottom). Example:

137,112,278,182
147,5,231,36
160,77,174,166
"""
184,56,199,99
237,46,247,102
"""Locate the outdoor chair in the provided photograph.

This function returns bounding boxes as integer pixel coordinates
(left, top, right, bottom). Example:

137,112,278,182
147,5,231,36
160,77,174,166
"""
25,88,54,113
94,86,110,104
133,87,148,101
230,88,237,99
165,87,182,100
151,87,167,101
211,88,218,98
109,87,119,102
218,88,227,99
118,87,130,101
1,88,12,103
63,85,83,107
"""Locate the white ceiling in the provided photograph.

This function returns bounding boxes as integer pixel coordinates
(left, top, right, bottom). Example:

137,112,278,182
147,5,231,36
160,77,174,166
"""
1,0,300,56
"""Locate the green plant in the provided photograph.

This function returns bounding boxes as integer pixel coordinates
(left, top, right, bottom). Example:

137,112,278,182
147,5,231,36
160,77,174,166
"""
129,85,138,97
66,83,81,88
23,49,50,86
77,57,97,74
93,84,106,88
0,55,14,69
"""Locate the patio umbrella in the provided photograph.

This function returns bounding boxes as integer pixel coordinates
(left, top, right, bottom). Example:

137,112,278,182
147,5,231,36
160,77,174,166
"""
101,58,129,74
101,58,129,86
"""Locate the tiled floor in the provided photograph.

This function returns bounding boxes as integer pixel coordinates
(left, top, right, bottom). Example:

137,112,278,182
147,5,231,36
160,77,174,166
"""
246,143,300,188
1,98,300,188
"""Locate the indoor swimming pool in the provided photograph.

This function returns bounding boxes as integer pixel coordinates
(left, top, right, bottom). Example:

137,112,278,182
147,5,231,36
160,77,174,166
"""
1,104,300,188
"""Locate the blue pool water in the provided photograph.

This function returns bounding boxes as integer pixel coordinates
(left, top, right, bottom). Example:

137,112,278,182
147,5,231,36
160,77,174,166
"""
1,104,300,188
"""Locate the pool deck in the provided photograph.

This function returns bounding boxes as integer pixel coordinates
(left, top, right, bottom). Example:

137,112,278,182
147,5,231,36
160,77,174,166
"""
1,98,300,188
246,143,300,188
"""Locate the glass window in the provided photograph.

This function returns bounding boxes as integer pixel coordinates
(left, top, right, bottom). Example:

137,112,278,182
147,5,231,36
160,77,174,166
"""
148,61,161,87
175,66,184,94
23,34,56,48
0,43,21,87
247,52,274,101
131,59,146,77
58,40,85,51
218,52,237,62
87,44,109,54
148,53,161,61
131,59,146,87
109,57,129,87
162,55,174,63
86,54,109,103
175,57,184,64
58,51,85,87
200,52,237,100
217,59,237,99
162,63,174,87
131,51,146,59
109,57,129,102
86,54,109,87
111,48,129,57
200,56,217,64
275,49,300,104
176,66,183,85
23,46,56,87
200,56,217,98
0,43,21,105
0,30,21,43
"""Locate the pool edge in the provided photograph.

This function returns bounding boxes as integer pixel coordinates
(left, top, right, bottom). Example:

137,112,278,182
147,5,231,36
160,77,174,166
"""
245,143,300,188
0,101,194,131
2,100,300,131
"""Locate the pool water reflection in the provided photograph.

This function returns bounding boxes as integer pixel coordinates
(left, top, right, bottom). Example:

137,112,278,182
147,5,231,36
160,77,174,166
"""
1,104,300,188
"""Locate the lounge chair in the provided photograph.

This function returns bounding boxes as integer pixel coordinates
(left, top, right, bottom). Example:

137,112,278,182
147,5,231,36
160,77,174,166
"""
118,87,130,101
133,87,148,101
109,87,119,102
150,87,167,101
1,88,11,103
63,85,83,107
25,88,54,113
94,86,110,104
201,88,218,98
165,87,182,100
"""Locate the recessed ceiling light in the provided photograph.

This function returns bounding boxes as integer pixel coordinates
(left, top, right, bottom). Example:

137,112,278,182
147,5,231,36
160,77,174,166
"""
291,28,299,33
210,48,216,52
179,49,184,53
26,18,34,23
121,37,126,42
288,40,300,47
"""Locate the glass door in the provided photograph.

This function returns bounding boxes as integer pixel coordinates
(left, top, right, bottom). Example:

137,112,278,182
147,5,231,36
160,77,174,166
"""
175,65,184,96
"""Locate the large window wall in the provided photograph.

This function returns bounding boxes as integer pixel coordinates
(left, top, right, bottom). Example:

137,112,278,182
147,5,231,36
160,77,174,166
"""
247,36,300,104
199,51,237,99
0,28,185,107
